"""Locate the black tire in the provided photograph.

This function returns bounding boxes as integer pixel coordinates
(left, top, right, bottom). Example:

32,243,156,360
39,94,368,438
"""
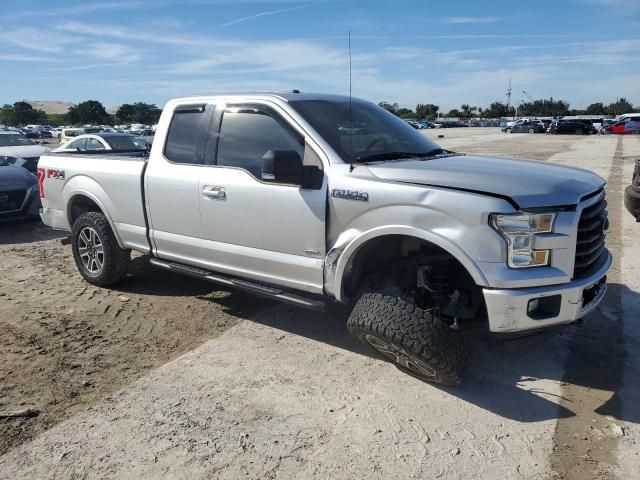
528,128,535,134
347,292,470,385
71,211,130,286
505,128,512,134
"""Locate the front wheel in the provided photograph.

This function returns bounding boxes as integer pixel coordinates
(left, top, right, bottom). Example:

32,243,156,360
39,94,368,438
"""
505,128,512,134
528,128,535,134
71,212,130,286
347,292,470,385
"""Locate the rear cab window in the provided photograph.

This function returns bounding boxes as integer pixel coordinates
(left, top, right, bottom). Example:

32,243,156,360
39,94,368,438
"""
163,104,211,164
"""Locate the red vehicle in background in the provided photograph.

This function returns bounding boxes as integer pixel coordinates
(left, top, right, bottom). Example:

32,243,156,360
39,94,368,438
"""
607,115,640,134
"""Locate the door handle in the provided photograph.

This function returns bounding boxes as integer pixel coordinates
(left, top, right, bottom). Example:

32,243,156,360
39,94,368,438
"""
202,186,226,200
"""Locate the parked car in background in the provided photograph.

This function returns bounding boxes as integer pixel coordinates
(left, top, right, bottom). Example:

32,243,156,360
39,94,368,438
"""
53,133,150,153
0,131,50,173
625,159,640,221
548,120,596,135
503,119,546,133
0,154,40,220
606,116,640,135
20,128,41,139
59,127,103,144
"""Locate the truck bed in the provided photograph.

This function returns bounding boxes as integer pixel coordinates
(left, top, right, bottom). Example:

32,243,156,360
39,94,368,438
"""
38,152,150,252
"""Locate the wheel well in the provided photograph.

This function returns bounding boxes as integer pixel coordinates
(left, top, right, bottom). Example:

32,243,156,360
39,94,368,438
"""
342,235,486,325
68,195,104,226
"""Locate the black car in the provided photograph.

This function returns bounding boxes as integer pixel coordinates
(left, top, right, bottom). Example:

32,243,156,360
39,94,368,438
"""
0,156,40,221
548,120,596,135
20,128,40,139
624,159,640,221
505,120,546,133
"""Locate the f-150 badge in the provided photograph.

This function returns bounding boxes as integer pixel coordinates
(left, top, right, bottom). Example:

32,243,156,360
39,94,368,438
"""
331,189,369,202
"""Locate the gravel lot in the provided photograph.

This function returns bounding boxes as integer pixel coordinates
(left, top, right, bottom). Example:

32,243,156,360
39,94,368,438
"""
1,129,639,479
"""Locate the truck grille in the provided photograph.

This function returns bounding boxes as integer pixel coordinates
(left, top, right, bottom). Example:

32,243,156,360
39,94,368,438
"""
574,191,608,278
0,189,27,213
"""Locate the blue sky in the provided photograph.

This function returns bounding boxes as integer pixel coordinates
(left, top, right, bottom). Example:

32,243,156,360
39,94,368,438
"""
0,0,639,111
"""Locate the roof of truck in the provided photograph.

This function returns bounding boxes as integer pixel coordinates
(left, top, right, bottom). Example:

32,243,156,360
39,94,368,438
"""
171,92,357,104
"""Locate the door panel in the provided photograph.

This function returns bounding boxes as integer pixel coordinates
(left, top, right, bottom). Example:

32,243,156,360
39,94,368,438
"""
145,158,204,262
145,103,212,263
196,104,327,293
198,167,326,292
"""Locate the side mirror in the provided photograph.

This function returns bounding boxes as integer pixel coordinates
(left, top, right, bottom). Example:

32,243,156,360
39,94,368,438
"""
262,149,324,189
262,149,304,184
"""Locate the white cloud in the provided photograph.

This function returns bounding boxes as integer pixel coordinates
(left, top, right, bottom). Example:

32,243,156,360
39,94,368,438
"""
219,5,312,28
80,42,143,62
443,16,501,24
0,54,60,63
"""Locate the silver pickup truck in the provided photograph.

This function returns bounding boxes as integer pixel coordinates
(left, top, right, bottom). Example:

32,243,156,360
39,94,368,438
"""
38,92,611,385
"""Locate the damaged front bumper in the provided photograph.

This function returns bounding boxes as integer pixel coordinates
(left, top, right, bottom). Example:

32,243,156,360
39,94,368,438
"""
483,251,612,333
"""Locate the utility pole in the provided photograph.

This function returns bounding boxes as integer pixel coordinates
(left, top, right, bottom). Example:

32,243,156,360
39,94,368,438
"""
506,78,512,119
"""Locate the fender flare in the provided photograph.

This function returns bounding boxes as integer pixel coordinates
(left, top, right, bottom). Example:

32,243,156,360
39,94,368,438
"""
64,184,125,249
330,225,489,302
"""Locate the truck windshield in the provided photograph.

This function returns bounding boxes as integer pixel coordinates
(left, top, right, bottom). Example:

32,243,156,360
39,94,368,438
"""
289,98,442,163
0,134,34,147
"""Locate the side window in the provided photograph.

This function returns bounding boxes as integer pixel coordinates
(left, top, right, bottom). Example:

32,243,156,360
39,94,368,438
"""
216,109,304,178
86,138,105,150
164,106,208,164
69,138,87,150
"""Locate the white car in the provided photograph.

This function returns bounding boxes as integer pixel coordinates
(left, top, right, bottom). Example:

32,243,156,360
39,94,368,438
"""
0,131,50,172
53,133,150,153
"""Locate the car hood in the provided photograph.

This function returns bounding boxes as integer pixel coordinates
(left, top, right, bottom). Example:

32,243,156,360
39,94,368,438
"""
367,155,605,208
0,164,37,189
0,145,50,158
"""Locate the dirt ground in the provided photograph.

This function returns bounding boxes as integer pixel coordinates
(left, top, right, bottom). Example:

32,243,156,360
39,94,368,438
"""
1,129,639,479
0,223,268,454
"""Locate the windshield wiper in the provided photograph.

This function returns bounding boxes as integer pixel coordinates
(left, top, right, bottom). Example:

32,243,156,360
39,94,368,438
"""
352,148,450,164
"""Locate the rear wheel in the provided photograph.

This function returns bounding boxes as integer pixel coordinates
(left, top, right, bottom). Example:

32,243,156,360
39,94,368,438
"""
528,128,535,134
347,292,470,385
71,212,130,286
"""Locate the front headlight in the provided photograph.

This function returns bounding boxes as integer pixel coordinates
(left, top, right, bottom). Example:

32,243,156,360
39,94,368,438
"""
490,212,556,268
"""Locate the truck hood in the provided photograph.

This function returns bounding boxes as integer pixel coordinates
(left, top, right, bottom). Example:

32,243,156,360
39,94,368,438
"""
367,155,605,208
0,164,37,189
0,145,50,159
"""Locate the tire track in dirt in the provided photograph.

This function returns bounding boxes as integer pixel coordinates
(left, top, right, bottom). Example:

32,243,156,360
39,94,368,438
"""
549,137,626,479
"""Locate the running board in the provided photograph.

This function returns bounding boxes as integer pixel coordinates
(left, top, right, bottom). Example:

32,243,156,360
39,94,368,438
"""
149,257,325,311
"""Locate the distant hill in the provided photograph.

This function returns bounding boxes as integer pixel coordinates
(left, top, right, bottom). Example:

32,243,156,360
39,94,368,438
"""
24,100,121,116
24,100,75,115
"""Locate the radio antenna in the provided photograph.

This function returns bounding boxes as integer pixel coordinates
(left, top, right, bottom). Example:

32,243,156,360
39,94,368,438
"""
348,30,354,169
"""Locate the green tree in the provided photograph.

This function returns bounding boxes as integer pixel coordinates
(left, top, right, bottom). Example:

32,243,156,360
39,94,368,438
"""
415,103,439,120
605,98,634,115
518,97,569,117
115,102,161,124
46,113,68,126
0,101,47,126
378,101,400,116
396,107,415,119
460,104,477,117
481,101,511,118
67,100,110,125
585,102,605,115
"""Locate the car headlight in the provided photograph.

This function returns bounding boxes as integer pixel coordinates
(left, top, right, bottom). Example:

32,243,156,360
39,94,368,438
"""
490,212,556,268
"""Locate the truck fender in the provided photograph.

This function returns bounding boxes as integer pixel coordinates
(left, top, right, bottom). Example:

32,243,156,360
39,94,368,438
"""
327,225,489,303
63,178,125,249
